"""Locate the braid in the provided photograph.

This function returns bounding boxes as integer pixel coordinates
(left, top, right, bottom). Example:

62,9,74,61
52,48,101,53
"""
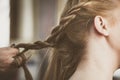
14,0,116,51
13,1,92,80
12,0,118,80
61,0,79,18
15,41,53,50
67,2,87,15
46,14,76,44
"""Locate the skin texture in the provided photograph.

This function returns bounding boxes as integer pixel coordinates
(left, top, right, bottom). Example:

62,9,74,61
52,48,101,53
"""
40,0,120,80
0,47,18,71
69,3,120,80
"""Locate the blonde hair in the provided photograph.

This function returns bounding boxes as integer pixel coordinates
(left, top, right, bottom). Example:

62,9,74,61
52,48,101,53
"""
39,0,119,80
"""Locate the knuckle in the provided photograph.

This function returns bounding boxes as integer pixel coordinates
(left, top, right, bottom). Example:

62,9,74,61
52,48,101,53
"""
11,48,19,55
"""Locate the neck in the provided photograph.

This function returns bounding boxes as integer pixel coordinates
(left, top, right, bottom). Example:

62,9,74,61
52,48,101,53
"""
70,36,120,80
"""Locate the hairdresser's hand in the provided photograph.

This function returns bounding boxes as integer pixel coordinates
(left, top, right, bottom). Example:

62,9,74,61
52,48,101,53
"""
0,47,18,71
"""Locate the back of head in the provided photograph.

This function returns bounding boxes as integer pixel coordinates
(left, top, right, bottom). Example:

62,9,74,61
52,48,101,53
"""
41,0,119,80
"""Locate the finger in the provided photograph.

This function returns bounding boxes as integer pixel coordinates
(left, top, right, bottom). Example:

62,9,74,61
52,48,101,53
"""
12,51,32,68
9,48,19,56
0,47,19,56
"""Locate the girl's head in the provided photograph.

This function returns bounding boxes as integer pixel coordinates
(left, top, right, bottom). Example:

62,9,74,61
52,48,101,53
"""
40,0,120,80
61,0,120,48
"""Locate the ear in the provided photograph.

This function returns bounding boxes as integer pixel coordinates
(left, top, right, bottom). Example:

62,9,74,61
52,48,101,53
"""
94,16,109,36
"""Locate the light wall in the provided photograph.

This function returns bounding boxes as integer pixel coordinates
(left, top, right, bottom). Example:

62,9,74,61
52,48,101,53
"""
18,0,34,42
0,0,10,47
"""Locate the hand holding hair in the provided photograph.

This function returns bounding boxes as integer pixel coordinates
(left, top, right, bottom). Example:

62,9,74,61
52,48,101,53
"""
11,40,54,80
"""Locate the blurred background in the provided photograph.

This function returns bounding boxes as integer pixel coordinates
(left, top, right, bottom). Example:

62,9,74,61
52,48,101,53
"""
0,0,120,80
0,0,67,80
